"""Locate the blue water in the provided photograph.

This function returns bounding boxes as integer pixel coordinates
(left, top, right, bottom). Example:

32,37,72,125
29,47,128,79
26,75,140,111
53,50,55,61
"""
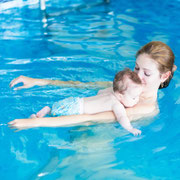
1,0,180,179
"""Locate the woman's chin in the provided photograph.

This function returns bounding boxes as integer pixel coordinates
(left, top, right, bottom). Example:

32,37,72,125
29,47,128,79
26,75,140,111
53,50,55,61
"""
142,84,147,90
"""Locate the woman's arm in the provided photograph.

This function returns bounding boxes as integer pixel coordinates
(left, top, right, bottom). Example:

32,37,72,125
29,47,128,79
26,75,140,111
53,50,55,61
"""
8,102,158,130
9,75,112,90
8,112,116,130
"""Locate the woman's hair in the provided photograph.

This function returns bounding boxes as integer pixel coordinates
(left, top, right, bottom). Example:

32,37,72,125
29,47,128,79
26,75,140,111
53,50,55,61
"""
113,68,142,93
136,41,176,89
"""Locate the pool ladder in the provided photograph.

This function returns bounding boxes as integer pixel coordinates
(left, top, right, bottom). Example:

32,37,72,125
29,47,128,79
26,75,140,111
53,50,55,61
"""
40,0,46,10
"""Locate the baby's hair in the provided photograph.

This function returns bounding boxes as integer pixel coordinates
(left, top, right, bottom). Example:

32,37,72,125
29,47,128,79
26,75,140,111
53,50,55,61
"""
113,68,142,93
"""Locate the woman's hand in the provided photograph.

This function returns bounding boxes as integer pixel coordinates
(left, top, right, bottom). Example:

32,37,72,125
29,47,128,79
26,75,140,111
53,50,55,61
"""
9,76,37,90
8,118,39,130
9,75,49,90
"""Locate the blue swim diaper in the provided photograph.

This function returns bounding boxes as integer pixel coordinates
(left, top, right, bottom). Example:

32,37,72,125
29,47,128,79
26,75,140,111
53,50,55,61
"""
51,97,84,116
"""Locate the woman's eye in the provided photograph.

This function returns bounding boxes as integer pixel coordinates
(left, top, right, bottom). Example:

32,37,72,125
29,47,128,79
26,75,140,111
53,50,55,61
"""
135,67,139,71
144,72,151,77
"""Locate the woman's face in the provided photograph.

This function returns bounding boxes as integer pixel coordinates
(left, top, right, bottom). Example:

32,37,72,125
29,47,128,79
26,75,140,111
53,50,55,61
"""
134,53,162,92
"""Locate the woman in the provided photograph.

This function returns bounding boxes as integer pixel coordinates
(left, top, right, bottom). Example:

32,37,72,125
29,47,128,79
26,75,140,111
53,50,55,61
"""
8,41,177,130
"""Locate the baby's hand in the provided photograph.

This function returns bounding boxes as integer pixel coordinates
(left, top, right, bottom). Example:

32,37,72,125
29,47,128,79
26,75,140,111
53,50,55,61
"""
128,128,141,136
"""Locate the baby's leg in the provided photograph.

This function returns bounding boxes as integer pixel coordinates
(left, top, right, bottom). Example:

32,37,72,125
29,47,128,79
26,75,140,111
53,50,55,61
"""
36,106,51,118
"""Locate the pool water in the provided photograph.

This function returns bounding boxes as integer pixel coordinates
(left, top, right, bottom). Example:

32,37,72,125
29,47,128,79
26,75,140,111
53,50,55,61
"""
1,0,180,179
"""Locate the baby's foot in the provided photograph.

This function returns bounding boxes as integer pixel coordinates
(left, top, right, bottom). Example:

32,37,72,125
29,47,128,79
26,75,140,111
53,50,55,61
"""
30,114,37,119
36,106,51,118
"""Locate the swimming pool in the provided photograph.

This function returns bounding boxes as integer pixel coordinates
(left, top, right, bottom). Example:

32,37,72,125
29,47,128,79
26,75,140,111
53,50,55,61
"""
1,0,180,179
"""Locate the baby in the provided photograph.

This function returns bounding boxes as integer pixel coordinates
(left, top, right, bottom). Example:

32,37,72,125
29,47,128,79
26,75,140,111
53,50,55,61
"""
31,68,143,135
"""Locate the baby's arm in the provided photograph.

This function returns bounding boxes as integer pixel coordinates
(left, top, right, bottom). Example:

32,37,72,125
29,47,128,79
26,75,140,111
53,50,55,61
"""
112,102,141,136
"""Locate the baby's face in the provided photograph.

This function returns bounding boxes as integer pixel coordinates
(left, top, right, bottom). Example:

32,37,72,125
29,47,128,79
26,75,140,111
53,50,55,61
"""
120,84,143,107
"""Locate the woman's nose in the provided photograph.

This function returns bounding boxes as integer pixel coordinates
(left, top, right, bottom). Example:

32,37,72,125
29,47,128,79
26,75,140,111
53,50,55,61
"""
137,71,143,80
137,71,146,84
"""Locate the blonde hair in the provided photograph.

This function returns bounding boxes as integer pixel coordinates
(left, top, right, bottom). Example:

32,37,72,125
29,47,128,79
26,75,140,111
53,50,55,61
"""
136,41,176,89
113,68,142,93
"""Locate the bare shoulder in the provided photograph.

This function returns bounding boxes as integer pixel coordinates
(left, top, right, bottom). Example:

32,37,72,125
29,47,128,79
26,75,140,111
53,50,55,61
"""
126,98,159,121
98,87,113,95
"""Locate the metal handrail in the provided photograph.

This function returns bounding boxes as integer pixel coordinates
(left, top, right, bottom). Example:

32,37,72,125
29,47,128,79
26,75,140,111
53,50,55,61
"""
40,0,46,10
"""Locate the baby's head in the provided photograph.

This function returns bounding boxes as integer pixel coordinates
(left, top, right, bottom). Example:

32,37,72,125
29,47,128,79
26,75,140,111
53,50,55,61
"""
113,68,143,107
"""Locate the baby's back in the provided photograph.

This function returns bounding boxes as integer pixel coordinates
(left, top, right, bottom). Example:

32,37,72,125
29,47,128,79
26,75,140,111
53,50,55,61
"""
83,92,116,114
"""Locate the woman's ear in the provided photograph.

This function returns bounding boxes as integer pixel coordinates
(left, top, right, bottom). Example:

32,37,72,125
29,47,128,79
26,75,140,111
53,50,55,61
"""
161,71,171,82
173,65,177,72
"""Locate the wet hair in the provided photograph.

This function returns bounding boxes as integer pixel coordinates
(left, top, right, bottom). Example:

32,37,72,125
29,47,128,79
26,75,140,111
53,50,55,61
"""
113,68,142,93
136,41,176,89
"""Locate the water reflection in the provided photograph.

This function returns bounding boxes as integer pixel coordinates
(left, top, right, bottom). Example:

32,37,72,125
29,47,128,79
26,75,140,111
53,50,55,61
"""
32,124,148,180
1,0,180,179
